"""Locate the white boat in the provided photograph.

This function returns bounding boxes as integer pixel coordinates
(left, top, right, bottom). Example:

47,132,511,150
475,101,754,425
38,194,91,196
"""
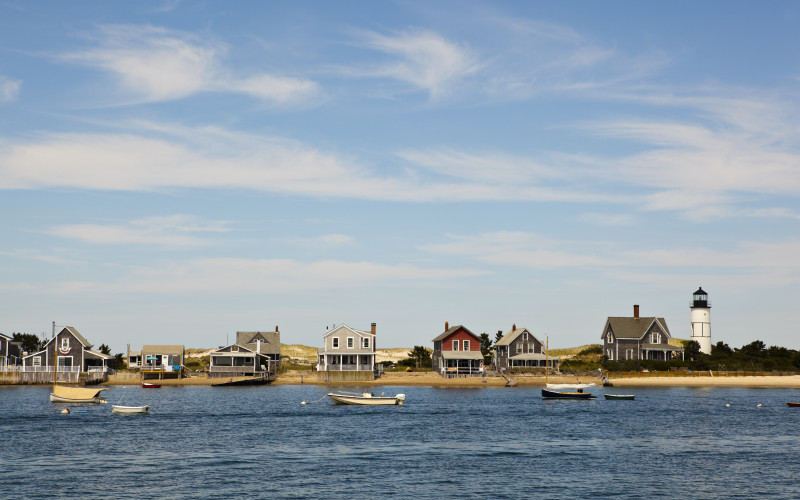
112,405,151,414
327,392,406,405
50,385,109,403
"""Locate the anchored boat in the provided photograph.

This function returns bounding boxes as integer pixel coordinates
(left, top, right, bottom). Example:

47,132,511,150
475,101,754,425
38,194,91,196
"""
50,385,108,403
604,394,635,400
327,392,406,405
541,336,597,400
112,404,151,414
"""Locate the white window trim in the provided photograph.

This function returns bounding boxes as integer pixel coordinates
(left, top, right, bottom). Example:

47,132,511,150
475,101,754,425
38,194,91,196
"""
463,340,470,351
347,337,354,348
363,337,370,348
516,343,522,354
528,343,534,353
33,357,42,366
606,332,613,343
332,337,339,349
452,340,459,351
61,338,69,348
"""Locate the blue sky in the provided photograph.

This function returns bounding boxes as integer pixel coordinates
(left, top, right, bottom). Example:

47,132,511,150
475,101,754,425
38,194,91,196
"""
2,1,799,354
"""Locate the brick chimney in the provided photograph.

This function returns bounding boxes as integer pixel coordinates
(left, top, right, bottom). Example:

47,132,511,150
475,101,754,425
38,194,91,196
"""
634,304,640,319
445,321,449,331
275,325,279,333
512,323,516,331
371,322,376,335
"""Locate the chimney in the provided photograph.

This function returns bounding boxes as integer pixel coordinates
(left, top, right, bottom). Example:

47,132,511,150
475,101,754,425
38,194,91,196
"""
634,304,640,319
275,325,279,333
371,323,376,335
445,321,449,331
512,323,516,331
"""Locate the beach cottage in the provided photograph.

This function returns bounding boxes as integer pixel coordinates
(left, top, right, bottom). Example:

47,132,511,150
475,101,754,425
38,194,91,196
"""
126,345,185,380
492,324,551,372
0,333,22,371
432,322,484,377
316,323,376,382
602,305,685,362
209,328,281,382
21,327,115,383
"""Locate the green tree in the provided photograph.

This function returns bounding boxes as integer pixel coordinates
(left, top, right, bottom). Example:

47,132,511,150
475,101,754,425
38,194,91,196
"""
98,343,111,355
408,346,431,368
494,330,504,343
479,333,493,365
114,353,125,369
684,340,701,361
12,333,45,353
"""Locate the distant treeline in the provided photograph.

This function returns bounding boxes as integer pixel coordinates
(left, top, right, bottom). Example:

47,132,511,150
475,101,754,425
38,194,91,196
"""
602,340,800,373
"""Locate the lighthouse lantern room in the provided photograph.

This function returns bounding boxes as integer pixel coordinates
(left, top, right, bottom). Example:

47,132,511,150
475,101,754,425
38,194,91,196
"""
690,287,712,355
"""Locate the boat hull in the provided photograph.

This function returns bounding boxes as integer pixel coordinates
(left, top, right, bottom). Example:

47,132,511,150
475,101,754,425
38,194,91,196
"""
541,388,596,400
50,393,106,403
141,383,161,388
328,393,405,405
112,405,150,414
787,402,800,407
604,394,635,400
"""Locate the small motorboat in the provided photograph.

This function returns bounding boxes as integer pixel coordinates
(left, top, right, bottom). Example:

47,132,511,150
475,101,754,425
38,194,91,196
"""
604,394,635,400
50,385,109,403
112,405,151,414
541,384,597,400
327,392,405,405
787,402,800,408
141,382,161,388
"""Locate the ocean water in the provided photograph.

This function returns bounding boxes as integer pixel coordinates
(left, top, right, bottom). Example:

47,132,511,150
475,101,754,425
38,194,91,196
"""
1,384,799,499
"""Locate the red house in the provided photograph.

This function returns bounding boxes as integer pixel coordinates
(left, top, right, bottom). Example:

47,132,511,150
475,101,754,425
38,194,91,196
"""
431,322,484,377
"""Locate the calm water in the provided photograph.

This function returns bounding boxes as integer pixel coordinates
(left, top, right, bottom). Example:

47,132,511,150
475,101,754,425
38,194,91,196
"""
1,384,799,499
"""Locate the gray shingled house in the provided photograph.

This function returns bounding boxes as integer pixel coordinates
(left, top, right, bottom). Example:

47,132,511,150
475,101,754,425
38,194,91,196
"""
209,328,281,381
492,324,551,372
20,326,115,383
602,305,684,362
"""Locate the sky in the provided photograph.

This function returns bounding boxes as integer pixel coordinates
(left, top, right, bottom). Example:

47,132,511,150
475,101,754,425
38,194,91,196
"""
1,1,799,354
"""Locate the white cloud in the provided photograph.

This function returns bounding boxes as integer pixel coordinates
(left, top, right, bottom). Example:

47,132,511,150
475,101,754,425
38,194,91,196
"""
350,28,481,98
45,215,231,247
50,257,486,294
0,75,21,103
61,24,319,104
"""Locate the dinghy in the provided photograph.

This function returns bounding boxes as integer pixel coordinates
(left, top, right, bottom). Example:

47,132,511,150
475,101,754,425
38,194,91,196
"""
327,392,405,405
112,405,151,414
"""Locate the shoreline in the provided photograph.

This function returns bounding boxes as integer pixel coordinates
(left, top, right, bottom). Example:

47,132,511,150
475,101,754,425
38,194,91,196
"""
93,371,800,388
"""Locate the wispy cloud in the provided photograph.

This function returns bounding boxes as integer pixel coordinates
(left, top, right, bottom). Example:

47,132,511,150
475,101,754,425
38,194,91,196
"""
50,257,486,294
0,75,21,103
346,28,481,99
45,215,231,248
60,24,320,105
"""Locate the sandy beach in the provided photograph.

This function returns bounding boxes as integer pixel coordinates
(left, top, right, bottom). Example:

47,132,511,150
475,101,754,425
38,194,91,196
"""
101,371,800,388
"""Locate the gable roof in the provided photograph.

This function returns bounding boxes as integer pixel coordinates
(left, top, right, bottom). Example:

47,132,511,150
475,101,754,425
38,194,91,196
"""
432,325,479,342
495,327,543,347
603,317,671,340
323,324,373,339
43,327,93,349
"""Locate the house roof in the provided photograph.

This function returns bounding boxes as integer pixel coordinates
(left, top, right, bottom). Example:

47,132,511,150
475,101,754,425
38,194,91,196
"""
85,350,114,360
441,350,484,360
603,317,671,340
509,353,548,361
495,327,543,347
323,324,374,339
641,343,684,351
63,327,92,349
237,331,280,355
432,325,479,342
142,345,184,356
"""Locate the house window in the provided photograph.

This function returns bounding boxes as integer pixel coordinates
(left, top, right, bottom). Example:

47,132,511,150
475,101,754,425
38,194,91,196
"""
528,344,535,353
523,331,528,340
651,332,661,344
347,337,354,348
61,338,69,348
33,357,41,366
516,343,522,354
463,340,470,351
606,332,613,343
626,349,634,360
332,337,339,348
452,340,459,351
606,348,613,360
363,337,370,348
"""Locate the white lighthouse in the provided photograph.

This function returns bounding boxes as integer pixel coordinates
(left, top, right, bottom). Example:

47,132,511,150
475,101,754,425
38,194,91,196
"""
690,287,712,354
